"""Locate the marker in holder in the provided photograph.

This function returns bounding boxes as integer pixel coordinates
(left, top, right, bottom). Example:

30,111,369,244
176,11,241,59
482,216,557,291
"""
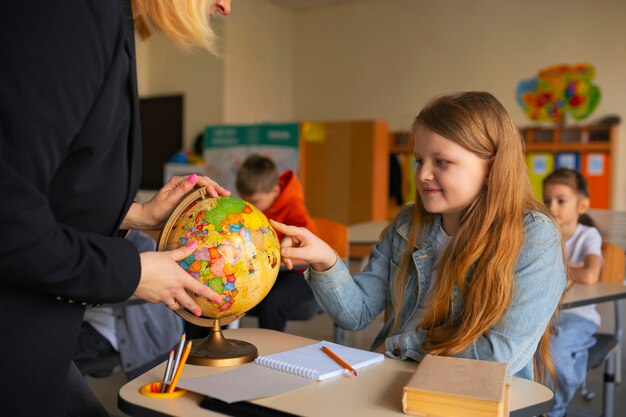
139,382,187,398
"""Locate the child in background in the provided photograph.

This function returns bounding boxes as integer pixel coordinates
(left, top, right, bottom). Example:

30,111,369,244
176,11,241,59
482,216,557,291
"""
543,168,603,417
272,91,566,382
236,154,319,331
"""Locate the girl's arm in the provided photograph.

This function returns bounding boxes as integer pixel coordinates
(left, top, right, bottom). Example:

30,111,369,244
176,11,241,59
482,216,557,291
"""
271,219,393,331
570,253,602,285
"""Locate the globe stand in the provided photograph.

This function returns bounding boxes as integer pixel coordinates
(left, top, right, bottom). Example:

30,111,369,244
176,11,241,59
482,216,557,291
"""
177,309,258,366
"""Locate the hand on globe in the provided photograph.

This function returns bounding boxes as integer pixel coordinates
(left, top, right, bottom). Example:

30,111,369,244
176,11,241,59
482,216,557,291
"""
270,220,338,272
122,174,231,231
135,241,224,316
160,194,281,320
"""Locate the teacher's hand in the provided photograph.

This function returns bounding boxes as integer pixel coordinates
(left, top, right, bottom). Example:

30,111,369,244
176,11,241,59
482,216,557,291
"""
122,174,231,231
135,241,224,315
270,220,337,272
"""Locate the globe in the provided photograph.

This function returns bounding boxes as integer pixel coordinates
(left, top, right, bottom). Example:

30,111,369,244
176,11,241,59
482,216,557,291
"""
159,192,280,320
157,188,281,365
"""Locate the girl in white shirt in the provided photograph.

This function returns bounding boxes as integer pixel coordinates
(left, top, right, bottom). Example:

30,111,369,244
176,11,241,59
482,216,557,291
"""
543,168,603,417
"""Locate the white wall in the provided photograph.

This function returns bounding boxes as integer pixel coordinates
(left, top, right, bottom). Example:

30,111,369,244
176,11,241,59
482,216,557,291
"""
136,0,626,209
293,0,626,209
135,0,295,149
223,0,295,124
135,23,226,149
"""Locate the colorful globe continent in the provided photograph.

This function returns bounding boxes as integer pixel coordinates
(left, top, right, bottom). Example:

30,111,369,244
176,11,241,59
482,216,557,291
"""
162,195,280,318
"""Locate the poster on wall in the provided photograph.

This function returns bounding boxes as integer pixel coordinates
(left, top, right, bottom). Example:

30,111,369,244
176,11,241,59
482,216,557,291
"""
203,123,300,197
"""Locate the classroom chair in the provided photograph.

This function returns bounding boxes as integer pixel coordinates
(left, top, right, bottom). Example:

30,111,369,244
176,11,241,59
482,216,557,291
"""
288,217,349,345
569,242,625,417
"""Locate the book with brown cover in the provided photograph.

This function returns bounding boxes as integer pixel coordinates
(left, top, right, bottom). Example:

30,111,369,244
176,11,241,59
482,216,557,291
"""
402,355,508,417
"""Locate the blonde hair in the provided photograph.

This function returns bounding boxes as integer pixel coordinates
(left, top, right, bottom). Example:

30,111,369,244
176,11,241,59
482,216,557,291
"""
133,0,220,54
392,91,563,383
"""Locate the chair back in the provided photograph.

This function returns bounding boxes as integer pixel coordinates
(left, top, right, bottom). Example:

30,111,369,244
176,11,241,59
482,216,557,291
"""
599,242,626,285
312,217,349,261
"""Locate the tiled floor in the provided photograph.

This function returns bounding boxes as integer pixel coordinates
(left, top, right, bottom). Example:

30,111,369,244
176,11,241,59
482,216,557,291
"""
91,311,626,417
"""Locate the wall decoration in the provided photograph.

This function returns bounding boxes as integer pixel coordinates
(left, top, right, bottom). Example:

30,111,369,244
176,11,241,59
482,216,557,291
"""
516,64,600,124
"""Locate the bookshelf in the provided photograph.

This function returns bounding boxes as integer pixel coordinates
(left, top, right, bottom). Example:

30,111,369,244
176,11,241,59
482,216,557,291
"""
521,124,618,209
522,124,616,153
390,131,413,154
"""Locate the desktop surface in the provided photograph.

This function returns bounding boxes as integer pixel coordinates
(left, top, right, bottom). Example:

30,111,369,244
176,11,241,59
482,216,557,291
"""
562,282,626,309
119,328,553,417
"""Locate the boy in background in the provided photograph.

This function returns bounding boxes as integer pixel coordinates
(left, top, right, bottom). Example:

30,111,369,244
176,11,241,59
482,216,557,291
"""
236,154,319,331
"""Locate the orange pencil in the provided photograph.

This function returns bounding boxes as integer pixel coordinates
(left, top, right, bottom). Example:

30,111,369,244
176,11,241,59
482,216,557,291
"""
321,345,357,376
167,340,192,393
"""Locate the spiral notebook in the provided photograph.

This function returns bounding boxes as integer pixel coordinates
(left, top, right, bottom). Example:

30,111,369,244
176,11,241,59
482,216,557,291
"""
254,340,384,381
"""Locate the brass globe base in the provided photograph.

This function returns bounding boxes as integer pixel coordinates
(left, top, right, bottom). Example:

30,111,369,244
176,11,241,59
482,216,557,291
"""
187,337,258,366
181,313,258,366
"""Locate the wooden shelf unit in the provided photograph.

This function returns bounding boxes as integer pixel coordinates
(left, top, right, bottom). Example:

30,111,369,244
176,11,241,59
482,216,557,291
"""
390,131,413,154
522,124,616,152
521,124,618,209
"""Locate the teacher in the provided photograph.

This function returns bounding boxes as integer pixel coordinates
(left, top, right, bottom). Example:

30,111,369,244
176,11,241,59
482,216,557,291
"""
0,0,232,416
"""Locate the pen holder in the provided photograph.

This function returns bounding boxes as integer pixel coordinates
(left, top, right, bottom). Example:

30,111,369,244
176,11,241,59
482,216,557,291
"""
139,382,188,398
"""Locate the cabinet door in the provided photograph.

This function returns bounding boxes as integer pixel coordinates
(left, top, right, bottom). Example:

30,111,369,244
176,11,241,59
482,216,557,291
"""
555,152,581,170
302,120,389,224
582,153,610,209
526,152,554,201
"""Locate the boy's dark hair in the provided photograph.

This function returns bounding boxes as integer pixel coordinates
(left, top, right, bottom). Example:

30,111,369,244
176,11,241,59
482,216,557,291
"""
236,154,279,196
543,168,596,227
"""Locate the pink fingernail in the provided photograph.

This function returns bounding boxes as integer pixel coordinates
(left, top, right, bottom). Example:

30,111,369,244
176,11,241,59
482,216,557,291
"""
194,311,201,317
188,174,198,184
186,241,197,249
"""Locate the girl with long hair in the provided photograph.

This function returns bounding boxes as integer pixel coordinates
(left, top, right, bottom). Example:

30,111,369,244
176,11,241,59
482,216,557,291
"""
272,91,567,382
543,168,602,416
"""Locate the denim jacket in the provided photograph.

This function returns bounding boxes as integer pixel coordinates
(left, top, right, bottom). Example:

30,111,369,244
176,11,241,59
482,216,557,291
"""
306,207,566,379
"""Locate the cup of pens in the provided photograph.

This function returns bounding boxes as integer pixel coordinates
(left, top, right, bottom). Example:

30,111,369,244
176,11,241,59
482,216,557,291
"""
139,333,191,399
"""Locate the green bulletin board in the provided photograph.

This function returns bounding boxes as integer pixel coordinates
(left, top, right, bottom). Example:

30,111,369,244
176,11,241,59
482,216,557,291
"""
203,123,300,197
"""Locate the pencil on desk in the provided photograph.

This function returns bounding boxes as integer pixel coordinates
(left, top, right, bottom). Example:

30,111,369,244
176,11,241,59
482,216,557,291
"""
321,345,357,376
167,340,192,393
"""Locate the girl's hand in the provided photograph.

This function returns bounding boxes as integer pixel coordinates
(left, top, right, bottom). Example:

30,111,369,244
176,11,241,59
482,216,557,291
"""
134,242,224,316
270,220,337,272
122,174,231,230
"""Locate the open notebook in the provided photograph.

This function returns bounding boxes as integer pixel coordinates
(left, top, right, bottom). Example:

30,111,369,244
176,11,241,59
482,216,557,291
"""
178,340,385,403
255,340,384,381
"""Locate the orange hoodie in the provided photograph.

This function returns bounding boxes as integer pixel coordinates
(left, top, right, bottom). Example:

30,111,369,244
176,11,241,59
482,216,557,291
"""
263,170,317,240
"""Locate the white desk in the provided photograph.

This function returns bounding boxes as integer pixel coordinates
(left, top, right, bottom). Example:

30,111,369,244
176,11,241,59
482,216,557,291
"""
119,328,553,417
562,282,626,309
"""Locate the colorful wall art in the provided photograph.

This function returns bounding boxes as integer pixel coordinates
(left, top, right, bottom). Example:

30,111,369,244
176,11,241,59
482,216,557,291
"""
516,64,600,124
